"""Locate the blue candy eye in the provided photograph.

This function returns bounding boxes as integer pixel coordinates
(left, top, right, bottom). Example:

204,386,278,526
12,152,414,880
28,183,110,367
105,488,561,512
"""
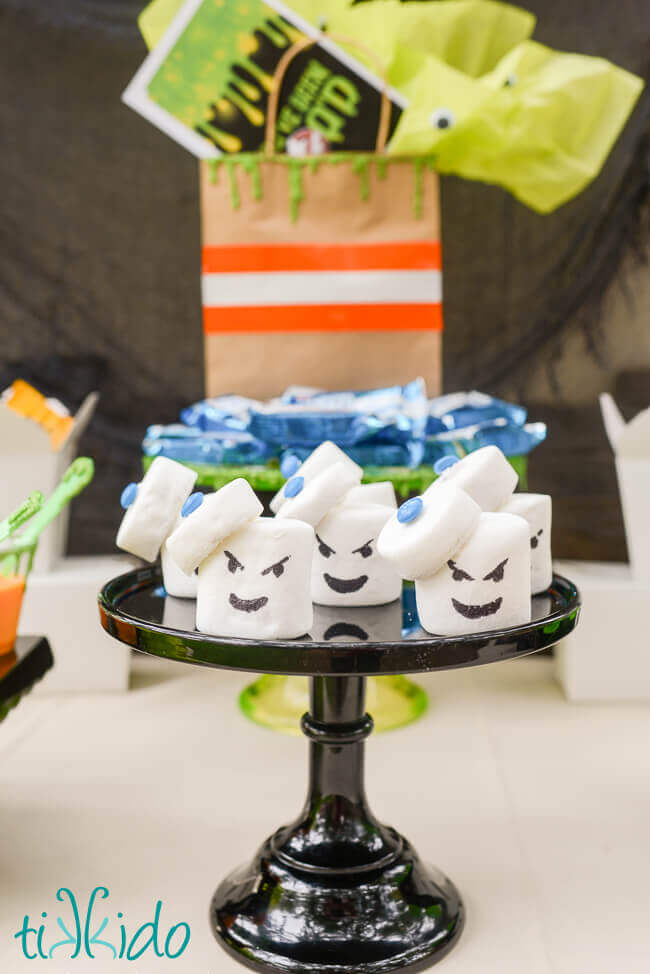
182,492,204,517
284,476,304,498
397,496,423,524
434,455,460,475
280,455,301,479
120,482,138,510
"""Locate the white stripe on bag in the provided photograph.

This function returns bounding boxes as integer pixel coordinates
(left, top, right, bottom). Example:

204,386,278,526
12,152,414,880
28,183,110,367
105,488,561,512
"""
201,269,442,307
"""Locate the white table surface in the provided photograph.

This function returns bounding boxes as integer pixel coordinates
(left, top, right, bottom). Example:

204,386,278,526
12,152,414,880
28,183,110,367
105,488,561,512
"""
1,653,649,973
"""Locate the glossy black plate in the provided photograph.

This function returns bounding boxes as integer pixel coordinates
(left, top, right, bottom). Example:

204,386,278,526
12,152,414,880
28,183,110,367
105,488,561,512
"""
99,567,580,676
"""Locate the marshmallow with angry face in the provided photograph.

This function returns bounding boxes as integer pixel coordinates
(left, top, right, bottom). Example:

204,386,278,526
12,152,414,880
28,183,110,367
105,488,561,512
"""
415,512,531,636
197,517,314,639
271,441,362,514
312,503,401,606
500,493,552,594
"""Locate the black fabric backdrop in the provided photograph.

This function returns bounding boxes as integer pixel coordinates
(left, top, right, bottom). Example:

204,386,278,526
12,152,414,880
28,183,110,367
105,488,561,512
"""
1,0,649,560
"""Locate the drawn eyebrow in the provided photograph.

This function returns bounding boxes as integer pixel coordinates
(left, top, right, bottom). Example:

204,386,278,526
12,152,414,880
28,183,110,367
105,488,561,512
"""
352,539,374,554
224,550,244,573
447,559,474,582
483,558,508,582
316,534,336,556
261,555,291,576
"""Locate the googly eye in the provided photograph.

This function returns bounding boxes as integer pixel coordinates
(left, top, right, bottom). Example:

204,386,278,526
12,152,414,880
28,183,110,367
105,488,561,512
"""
434,455,460,475
430,108,456,131
397,496,423,524
181,492,204,517
120,482,138,510
284,476,304,498
280,455,301,479
504,73,517,88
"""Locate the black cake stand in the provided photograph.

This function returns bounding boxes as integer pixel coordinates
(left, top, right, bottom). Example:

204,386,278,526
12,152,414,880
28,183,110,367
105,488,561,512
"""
99,567,579,974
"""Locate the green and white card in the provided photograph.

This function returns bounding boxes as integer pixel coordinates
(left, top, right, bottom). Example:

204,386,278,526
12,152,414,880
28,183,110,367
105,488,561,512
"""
123,0,405,157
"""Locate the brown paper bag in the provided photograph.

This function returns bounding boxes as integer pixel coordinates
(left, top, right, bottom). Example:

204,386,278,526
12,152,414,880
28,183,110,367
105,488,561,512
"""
200,155,442,400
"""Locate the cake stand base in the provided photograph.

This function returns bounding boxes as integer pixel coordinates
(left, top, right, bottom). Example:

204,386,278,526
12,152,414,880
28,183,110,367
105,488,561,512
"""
239,674,428,735
212,674,463,973
212,834,462,974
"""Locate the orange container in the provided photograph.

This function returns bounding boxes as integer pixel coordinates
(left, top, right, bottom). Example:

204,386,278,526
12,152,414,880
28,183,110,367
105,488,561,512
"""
0,575,26,656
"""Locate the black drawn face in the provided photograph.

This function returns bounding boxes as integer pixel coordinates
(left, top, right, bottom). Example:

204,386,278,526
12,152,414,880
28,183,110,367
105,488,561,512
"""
316,533,373,594
224,549,290,613
530,529,543,550
447,557,508,619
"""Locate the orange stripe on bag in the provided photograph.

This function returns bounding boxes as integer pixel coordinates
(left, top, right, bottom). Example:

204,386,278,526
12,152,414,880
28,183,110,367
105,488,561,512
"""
203,304,443,333
202,241,442,274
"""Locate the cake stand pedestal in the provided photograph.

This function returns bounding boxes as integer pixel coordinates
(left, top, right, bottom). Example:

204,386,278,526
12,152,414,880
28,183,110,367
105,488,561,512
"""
99,568,579,974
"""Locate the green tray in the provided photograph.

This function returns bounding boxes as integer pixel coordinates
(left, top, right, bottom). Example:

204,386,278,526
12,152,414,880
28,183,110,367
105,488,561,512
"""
143,455,528,497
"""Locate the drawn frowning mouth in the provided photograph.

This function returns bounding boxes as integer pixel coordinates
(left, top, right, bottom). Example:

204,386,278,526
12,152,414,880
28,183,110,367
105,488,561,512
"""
229,593,269,613
323,573,369,594
451,596,502,620
323,622,369,641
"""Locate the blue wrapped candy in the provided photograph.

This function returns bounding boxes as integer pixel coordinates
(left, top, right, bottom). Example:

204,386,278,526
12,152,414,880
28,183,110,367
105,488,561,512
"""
427,391,527,435
143,425,272,465
180,395,261,433
423,420,546,464
250,379,428,454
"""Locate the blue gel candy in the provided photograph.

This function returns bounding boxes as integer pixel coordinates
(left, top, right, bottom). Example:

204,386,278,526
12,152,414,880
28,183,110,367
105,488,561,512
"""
120,482,138,510
397,496,423,524
434,455,460,475
284,476,304,498
182,492,204,517
280,455,301,479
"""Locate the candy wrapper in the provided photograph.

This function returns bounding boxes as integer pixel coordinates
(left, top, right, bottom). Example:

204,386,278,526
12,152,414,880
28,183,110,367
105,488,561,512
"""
249,379,428,451
143,425,272,466
427,391,527,435
424,420,546,465
143,384,541,472
180,396,261,433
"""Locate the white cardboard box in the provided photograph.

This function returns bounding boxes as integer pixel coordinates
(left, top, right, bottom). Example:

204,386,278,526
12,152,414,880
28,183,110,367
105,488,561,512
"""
18,555,135,692
554,559,650,701
600,393,650,584
0,391,98,572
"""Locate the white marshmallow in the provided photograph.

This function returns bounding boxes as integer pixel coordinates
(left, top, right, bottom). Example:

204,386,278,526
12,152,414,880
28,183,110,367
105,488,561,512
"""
415,512,531,636
275,462,361,528
500,493,552,594
343,482,397,509
377,484,481,581
166,478,263,575
270,441,363,513
312,503,401,607
196,517,314,639
116,457,197,562
427,445,518,511
161,515,198,598
310,601,402,643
